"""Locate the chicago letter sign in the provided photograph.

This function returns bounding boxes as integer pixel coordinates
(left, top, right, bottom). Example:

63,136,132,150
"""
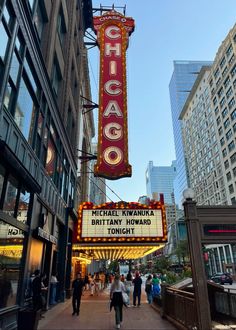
93,11,135,180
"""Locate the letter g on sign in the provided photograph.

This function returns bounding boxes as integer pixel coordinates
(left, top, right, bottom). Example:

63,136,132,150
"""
103,147,123,165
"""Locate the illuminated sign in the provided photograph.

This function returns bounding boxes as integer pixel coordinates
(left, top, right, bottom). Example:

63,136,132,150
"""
77,201,167,243
93,11,135,180
203,224,236,235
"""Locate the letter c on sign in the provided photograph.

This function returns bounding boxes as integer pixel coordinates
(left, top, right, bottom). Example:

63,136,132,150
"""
105,26,121,39
104,80,121,95
103,147,123,166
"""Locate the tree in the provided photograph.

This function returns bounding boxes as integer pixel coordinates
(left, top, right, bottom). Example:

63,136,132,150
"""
153,256,171,273
174,240,189,264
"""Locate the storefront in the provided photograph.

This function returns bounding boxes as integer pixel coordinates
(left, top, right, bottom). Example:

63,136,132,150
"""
0,143,40,329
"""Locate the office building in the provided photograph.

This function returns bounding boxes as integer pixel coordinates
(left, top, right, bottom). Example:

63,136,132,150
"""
169,60,212,207
146,160,177,204
0,0,94,327
180,24,236,276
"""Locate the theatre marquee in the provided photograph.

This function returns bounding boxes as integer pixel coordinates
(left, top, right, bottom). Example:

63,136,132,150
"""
76,201,167,244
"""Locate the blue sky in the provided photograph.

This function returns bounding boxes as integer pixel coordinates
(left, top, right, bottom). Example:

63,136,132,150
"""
88,0,236,202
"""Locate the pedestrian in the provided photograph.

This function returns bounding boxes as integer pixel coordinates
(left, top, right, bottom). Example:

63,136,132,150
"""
72,273,85,316
110,274,126,329
145,275,153,304
152,273,161,297
84,274,89,291
120,274,125,282
132,271,142,307
90,275,95,296
125,271,132,306
50,273,58,305
32,270,44,317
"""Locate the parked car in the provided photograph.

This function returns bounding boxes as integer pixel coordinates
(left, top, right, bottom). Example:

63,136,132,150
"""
210,273,233,285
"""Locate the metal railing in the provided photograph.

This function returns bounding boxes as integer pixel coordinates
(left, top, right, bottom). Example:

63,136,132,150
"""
215,289,236,318
161,285,198,330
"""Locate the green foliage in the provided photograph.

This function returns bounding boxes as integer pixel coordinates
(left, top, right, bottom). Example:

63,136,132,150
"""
174,240,190,264
108,260,119,273
153,256,171,273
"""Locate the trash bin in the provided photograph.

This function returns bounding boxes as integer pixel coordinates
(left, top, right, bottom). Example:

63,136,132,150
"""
18,309,41,330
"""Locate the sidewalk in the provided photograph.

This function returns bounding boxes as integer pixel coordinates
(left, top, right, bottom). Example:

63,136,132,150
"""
38,288,176,330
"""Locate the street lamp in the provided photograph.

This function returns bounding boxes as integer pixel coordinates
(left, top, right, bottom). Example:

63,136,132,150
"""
182,189,212,330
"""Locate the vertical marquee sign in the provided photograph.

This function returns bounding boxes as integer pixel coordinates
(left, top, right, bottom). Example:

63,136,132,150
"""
93,11,135,180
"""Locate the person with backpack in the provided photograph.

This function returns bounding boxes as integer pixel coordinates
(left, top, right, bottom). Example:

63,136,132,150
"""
145,275,153,304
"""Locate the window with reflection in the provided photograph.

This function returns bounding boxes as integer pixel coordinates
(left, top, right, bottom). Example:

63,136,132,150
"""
17,188,31,224
45,137,56,178
0,221,25,309
0,164,5,200
14,75,37,142
34,3,44,39
3,175,19,217
0,20,10,63
51,58,61,96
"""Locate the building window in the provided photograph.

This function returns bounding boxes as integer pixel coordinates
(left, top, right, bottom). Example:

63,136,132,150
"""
222,107,228,118
220,137,225,146
220,57,226,69
229,184,234,194
0,221,25,308
224,76,230,89
226,87,233,99
226,129,233,141
220,97,226,108
213,97,217,106
229,54,235,66
57,7,66,46
51,58,61,96
233,167,236,177
228,140,235,152
233,122,236,133
231,109,236,121
222,148,227,157
218,87,224,98
222,66,228,77
230,152,236,164
34,3,44,40
224,160,229,169
226,171,232,181
231,64,236,77
224,118,230,129
218,126,223,135
216,116,221,126
228,97,235,109
14,75,37,143
226,44,233,58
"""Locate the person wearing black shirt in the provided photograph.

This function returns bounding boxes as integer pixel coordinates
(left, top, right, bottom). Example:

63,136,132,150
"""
72,273,85,316
32,269,42,311
132,272,142,307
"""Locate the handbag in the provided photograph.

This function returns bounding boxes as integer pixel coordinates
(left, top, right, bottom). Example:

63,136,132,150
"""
122,291,129,305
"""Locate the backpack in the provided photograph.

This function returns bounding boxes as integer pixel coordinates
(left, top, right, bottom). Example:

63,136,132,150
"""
145,283,152,293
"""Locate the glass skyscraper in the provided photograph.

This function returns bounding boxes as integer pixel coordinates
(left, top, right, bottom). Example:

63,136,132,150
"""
169,61,212,207
146,160,177,204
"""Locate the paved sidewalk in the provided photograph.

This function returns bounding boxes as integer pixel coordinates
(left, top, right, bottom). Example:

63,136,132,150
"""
38,288,176,330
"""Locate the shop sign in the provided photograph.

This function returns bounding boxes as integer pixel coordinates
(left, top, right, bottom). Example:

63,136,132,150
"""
93,11,135,180
76,201,167,243
35,227,58,245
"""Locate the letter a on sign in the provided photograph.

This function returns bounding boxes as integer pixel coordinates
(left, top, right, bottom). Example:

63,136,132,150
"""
93,10,135,180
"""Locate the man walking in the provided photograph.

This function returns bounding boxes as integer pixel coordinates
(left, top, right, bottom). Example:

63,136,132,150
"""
132,272,142,307
72,273,85,316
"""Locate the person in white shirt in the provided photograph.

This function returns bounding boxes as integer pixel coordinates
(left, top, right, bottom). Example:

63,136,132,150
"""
110,274,126,329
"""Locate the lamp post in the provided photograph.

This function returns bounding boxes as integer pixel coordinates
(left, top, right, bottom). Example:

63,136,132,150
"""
183,189,212,330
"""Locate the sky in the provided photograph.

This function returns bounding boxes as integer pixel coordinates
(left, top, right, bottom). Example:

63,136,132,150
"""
88,0,236,203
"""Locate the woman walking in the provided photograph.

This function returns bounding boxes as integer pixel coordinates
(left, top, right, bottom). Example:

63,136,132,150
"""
110,274,126,329
145,275,153,304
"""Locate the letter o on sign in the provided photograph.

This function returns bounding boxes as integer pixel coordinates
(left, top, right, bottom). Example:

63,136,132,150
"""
103,147,123,165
